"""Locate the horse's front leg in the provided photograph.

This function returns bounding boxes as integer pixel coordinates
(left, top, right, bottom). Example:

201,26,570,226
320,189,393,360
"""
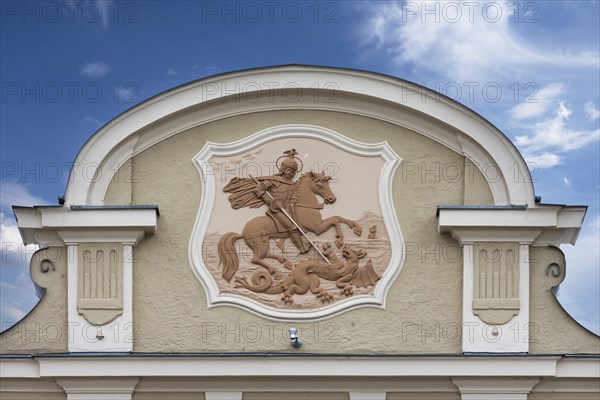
305,218,344,247
313,216,363,247
324,216,362,236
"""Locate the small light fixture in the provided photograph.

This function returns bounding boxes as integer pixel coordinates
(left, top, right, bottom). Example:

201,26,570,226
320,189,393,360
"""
288,327,302,348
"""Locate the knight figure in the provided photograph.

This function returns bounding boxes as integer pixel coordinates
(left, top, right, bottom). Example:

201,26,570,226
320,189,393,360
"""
223,149,310,254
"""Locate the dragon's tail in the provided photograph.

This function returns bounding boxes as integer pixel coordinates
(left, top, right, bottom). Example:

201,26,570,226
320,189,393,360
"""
234,269,285,294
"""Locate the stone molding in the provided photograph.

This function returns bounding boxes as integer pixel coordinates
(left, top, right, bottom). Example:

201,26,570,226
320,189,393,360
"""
61,66,535,207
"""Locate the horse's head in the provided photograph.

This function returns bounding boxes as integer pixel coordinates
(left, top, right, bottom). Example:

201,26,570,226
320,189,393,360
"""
309,171,336,204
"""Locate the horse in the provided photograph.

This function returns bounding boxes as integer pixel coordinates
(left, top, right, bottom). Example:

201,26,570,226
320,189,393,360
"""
217,171,363,283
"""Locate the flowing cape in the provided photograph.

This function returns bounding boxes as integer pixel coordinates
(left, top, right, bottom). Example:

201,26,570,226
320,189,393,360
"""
223,177,264,209
223,176,291,209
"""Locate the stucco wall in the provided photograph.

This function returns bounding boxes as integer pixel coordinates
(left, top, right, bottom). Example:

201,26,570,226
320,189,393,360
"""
3,107,597,356
0,247,68,354
126,109,473,353
0,393,66,400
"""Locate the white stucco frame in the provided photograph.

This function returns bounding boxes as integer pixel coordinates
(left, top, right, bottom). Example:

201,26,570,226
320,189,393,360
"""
61,65,535,208
189,124,403,321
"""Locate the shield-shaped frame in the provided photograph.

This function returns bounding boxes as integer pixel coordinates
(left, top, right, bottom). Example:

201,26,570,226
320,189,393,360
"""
189,124,404,321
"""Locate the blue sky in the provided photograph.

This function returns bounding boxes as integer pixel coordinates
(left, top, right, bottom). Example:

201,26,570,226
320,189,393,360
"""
1,0,599,335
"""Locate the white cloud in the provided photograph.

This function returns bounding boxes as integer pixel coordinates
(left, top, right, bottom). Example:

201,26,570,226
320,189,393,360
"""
0,275,38,329
522,152,562,169
362,1,599,82
508,83,566,121
203,65,222,74
584,101,600,122
1,212,25,245
62,0,113,30
1,305,26,324
0,182,47,269
0,184,45,330
514,102,600,169
167,68,180,76
94,0,113,30
1,212,39,265
80,62,111,79
0,182,48,212
84,116,102,127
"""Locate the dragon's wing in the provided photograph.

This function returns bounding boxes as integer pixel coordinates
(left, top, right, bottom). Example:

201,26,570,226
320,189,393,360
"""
351,259,381,288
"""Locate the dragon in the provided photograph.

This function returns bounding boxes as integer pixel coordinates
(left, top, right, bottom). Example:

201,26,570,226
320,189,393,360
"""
234,244,381,305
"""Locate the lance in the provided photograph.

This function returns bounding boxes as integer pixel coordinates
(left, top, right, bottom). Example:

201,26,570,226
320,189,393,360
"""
249,174,330,265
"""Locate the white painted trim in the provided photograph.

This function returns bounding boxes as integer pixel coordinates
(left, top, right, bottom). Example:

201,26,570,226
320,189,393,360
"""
438,206,587,245
56,378,139,400
556,358,600,378
349,392,386,400
452,377,540,400
2,358,597,393
462,243,529,353
62,66,534,207
205,392,243,400
3,356,581,378
67,244,135,352
13,207,157,246
0,358,40,378
189,124,404,321
462,243,475,352
519,243,530,351
58,230,145,244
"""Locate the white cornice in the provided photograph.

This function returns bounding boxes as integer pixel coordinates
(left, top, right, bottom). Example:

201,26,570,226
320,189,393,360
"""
12,206,158,246
4,355,599,379
437,206,587,245
61,65,535,207
55,378,140,394
451,377,541,394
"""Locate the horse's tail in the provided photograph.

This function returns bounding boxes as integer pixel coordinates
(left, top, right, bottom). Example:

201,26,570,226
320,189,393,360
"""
218,232,243,282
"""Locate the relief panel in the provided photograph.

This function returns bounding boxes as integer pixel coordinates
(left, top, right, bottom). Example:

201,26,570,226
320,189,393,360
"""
77,242,124,325
472,242,520,325
190,125,404,320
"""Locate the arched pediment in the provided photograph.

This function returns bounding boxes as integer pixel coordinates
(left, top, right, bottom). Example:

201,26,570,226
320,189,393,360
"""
64,65,534,207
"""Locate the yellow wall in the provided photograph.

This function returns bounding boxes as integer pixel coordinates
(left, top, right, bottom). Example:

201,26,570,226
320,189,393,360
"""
127,109,478,353
3,107,598,356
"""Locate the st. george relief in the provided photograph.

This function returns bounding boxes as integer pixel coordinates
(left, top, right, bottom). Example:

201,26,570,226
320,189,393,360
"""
191,128,402,316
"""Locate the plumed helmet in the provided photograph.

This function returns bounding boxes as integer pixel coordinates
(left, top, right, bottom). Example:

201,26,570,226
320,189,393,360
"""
276,149,302,174
280,157,298,171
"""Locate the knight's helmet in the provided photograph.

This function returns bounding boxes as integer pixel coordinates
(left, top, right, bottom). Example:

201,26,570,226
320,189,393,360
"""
277,149,302,176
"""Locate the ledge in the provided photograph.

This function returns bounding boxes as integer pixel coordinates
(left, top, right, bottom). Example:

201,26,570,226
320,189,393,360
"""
437,205,586,245
2,354,598,379
12,205,159,246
